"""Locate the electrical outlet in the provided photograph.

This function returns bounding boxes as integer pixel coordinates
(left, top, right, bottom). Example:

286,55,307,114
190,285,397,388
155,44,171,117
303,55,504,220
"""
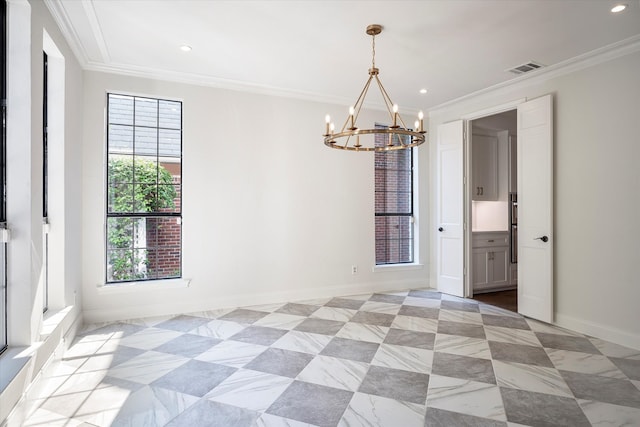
351,265,358,274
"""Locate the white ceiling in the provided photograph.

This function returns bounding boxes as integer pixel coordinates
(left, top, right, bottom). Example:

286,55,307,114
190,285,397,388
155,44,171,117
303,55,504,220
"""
46,0,640,112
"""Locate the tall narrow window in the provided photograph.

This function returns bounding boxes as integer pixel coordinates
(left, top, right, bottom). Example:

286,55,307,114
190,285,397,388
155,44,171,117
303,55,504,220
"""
374,125,414,265
0,0,7,353
42,51,49,312
106,94,182,283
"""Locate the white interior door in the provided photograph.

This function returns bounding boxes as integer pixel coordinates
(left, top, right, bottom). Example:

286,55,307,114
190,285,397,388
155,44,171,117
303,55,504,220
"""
517,94,553,322
436,120,465,297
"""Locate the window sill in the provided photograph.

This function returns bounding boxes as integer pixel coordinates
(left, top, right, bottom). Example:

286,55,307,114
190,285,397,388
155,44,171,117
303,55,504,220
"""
372,263,424,273
98,278,191,294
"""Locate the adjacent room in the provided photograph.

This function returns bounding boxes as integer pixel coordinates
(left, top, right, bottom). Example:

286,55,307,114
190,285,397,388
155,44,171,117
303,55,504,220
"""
1,1,639,426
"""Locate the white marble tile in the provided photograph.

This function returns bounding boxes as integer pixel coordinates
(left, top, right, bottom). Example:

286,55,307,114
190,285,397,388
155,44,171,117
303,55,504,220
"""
478,304,520,318
426,374,506,422
195,340,267,368
589,337,640,359
71,381,135,426
244,302,286,313
206,369,292,411
270,330,332,355
256,413,319,427
310,306,357,322
402,296,441,309
123,315,173,328
359,301,401,315
340,293,373,301
297,355,368,391
253,312,307,330
107,385,199,427
295,297,332,305
493,360,572,397
339,392,425,427
546,348,627,379
108,351,188,384
185,307,235,319
371,344,433,374
525,318,582,336
118,327,183,350
335,322,388,344
634,380,640,392
22,408,85,427
190,319,246,339
391,315,438,333
484,325,541,347
578,399,640,426
438,309,483,325
434,333,492,359
441,294,469,303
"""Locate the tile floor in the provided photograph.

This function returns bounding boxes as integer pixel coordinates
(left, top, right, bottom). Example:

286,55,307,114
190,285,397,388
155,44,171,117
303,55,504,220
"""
19,289,640,426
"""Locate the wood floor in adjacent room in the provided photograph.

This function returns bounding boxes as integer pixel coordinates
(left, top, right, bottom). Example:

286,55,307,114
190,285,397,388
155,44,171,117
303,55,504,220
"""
473,289,518,313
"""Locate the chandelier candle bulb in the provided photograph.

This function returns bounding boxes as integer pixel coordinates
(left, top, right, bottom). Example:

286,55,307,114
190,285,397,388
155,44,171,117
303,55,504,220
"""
418,111,424,132
415,120,420,131
325,115,331,135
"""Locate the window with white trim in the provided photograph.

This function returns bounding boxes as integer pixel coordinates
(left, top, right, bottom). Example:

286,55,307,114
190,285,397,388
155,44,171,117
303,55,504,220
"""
106,94,182,283
374,125,414,264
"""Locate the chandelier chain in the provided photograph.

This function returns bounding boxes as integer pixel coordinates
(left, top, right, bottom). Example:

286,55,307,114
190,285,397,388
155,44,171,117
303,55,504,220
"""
371,33,376,69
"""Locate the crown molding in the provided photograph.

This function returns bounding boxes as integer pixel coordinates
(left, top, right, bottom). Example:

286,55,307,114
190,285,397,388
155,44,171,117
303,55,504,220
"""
428,34,640,115
43,0,89,66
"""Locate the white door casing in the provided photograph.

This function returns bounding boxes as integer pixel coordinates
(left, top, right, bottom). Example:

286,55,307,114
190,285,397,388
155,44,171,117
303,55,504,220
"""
436,120,465,297
517,94,554,322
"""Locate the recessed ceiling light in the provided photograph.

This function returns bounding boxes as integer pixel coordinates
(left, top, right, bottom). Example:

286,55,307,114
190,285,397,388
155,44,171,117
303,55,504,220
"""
611,4,627,13
180,45,192,52
419,88,428,94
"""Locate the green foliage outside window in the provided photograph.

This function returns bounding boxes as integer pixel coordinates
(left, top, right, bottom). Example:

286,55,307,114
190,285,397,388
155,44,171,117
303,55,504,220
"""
107,157,176,281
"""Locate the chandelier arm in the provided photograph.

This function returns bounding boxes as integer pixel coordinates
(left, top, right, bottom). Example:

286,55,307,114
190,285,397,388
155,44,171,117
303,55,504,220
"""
375,75,409,129
341,74,374,133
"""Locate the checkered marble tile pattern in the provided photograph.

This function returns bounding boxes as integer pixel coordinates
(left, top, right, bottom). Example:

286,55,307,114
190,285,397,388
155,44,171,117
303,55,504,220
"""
21,289,640,426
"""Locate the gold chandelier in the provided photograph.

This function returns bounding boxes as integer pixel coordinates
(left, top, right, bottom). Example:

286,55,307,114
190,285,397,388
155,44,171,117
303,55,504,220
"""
323,24,426,152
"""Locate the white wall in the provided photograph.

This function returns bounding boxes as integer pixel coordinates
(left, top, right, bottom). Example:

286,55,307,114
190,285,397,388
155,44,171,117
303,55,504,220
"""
426,48,640,349
81,72,428,322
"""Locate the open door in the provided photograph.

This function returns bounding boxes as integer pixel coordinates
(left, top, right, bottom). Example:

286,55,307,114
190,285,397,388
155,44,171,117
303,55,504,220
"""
517,94,553,322
436,120,465,297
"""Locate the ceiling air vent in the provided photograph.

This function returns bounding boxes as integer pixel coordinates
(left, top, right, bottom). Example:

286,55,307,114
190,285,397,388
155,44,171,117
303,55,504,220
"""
507,61,545,75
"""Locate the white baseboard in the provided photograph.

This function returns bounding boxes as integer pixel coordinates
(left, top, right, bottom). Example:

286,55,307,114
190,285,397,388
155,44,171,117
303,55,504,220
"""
82,279,430,324
555,313,640,352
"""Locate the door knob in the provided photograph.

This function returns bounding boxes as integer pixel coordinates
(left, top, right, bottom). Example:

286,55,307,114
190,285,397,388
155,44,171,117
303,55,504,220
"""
534,236,549,243
438,227,444,232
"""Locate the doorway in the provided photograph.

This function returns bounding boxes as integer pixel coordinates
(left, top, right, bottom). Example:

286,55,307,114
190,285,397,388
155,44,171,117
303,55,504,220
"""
469,110,518,311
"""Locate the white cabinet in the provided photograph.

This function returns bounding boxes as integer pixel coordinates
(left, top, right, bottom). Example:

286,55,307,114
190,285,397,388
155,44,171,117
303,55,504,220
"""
472,134,498,200
472,232,509,292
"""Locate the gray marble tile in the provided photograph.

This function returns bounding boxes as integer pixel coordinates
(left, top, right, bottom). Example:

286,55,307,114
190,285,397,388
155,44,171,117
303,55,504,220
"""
229,326,288,346
325,297,365,310
350,311,396,327
489,341,554,367
425,407,507,427
536,332,601,354
437,320,485,339
165,399,260,427
560,369,640,408
244,348,314,378
358,365,429,404
266,381,353,427
151,359,236,397
153,334,221,358
441,300,480,313
500,387,591,427
276,303,320,317
610,356,640,380
369,293,406,305
408,289,442,299
320,337,380,363
154,315,212,332
383,328,435,350
481,314,530,330
106,344,147,367
431,352,496,384
294,318,345,336
219,309,270,324
398,305,439,320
